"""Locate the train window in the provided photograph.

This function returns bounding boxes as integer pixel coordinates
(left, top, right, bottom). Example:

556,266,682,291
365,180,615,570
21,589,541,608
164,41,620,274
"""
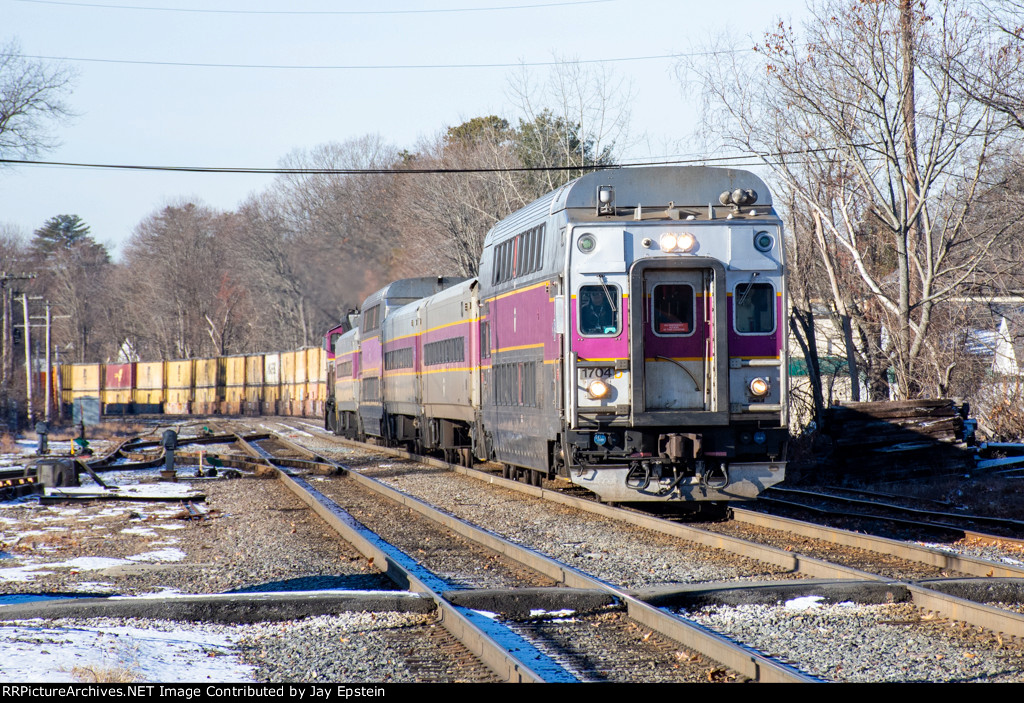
384,347,413,370
531,225,545,273
480,321,491,359
424,337,465,366
651,284,695,336
734,282,776,334
361,305,381,334
362,376,380,401
578,284,620,336
336,360,353,377
493,225,546,285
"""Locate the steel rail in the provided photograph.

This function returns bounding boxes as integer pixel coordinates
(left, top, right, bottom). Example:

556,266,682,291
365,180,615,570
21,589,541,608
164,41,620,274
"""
229,434,568,683
263,430,822,683
765,486,1024,532
731,508,1024,580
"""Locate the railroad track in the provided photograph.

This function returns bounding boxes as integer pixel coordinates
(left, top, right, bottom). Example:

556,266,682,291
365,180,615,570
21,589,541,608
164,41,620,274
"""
228,427,820,683
250,418,1024,681
755,486,1024,543
8,417,1023,681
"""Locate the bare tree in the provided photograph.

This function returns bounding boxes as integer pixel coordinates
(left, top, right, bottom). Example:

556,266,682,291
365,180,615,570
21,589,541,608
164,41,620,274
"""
947,0,1024,133
507,57,633,192
235,135,403,344
396,122,529,276
121,201,251,359
685,0,1012,400
0,39,75,160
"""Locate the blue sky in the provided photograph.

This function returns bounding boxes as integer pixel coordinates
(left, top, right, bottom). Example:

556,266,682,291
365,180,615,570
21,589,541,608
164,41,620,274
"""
1,0,801,257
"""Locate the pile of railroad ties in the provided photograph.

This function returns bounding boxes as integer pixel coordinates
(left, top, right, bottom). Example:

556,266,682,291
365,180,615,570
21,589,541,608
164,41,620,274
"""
818,398,1024,480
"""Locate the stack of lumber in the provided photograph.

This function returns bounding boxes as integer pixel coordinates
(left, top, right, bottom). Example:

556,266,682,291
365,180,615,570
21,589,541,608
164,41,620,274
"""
821,399,976,478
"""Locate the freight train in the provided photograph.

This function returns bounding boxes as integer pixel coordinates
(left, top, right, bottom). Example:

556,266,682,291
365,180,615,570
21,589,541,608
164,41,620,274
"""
57,348,329,422
324,166,788,504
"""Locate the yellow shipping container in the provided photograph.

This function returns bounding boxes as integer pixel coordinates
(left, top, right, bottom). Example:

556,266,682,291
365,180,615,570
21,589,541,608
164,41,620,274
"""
306,347,325,384
133,362,164,410
165,359,193,413
280,351,298,387
70,364,101,395
222,355,246,413
58,364,74,407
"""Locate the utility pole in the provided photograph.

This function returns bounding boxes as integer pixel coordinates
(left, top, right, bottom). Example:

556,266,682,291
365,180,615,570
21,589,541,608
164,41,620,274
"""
45,303,51,423
0,273,36,430
22,294,31,424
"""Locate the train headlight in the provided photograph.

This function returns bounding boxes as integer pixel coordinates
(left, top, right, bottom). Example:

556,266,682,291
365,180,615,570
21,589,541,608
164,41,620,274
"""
749,377,770,397
587,379,610,399
660,232,695,252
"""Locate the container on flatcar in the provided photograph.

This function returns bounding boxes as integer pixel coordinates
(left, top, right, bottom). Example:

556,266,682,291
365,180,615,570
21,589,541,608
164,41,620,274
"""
58,364,74,416
263,352,282,415
244,354,264,415
279,350,300,416
165,359,194,414
102,363,135,415
305,346,325,418
69,363,102,423
192,357,221,415
134,361,164,413
222,355,246,414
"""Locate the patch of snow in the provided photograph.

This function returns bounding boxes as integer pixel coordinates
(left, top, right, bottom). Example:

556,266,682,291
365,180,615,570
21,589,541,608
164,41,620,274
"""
0,621,256,683
784,595,826,610
53,557,131,571
121,527,158,537
127,548,186,563
529,608,576,618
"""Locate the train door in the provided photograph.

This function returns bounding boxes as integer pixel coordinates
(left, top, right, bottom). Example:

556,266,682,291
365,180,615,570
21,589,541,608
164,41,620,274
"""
639,269,712,412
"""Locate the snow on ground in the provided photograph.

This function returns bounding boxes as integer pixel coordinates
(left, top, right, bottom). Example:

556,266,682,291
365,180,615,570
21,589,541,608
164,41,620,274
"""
0,462,256,683
0,619,256,683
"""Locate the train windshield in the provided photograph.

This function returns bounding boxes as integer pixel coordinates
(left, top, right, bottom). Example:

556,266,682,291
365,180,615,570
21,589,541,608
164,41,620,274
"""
578,284,620,335
734,282,775,334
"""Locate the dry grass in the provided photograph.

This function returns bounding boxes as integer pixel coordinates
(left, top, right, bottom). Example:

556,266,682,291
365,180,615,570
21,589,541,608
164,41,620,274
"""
9,531,82,552
47,421,151,441
0,433,19,453
70,664,143,683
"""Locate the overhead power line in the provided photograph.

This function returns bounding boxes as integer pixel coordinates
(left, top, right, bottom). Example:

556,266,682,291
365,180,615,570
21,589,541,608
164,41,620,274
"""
16,50,740,71
0,150,832,175
14,0,615,14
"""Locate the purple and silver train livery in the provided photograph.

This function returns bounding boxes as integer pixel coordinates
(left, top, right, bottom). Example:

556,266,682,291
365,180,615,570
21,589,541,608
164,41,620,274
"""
325,166,787,505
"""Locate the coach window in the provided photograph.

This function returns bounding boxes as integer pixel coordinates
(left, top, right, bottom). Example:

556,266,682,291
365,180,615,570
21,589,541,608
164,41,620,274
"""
578,284,620,336
734,282,775,334
651,284,695,336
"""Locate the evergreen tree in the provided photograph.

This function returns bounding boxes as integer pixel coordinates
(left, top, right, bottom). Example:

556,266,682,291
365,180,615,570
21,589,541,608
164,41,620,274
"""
31,215,99,258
